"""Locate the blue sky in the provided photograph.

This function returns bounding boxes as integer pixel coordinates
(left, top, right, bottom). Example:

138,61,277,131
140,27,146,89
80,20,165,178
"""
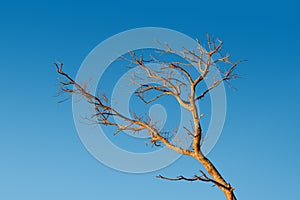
0,0,299,199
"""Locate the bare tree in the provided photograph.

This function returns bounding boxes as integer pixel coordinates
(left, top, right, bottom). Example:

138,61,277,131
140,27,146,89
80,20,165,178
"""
54,34,244,200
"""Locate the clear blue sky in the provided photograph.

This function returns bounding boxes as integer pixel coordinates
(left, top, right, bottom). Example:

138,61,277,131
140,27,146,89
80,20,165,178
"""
0,0,299,199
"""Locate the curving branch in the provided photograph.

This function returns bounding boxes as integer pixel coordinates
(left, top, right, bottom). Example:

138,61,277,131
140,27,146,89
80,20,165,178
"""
55,62,193,156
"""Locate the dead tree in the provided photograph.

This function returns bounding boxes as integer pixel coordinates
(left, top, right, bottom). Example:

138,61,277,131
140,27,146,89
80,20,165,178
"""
54,34,244,200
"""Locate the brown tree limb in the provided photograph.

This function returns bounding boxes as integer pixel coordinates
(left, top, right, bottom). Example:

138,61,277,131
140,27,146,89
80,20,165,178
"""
55,62,194,156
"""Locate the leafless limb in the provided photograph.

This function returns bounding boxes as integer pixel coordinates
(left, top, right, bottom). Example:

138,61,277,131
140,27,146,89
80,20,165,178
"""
54,34,244,200
55,62,193,156
157,170,234,192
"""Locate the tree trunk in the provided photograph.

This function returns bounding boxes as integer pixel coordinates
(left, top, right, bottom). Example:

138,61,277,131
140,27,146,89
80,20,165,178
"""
196,155,236,200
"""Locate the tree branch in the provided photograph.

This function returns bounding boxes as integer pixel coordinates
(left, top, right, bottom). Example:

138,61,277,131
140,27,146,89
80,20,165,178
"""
157,170,234,192
55,62,193,157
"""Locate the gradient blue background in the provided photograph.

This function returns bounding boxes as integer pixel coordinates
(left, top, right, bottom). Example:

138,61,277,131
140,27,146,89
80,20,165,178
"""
0,0,299,199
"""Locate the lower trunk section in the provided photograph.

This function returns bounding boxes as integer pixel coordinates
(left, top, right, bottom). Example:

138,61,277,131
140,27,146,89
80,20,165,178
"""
196,155,236,200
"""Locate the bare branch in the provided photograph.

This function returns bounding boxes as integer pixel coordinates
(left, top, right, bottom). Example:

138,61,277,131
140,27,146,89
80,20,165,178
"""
128,54,192,110
195,59,246,101
157,170,234,193
163,63,193,84
54,62,194,157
